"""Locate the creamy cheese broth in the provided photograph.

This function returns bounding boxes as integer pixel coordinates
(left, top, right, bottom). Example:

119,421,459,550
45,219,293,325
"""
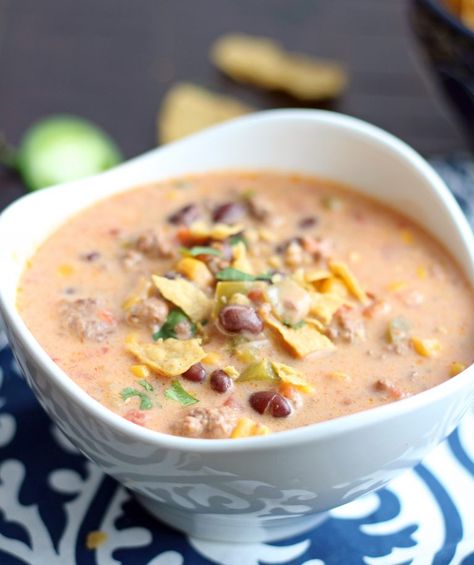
17,172,474,438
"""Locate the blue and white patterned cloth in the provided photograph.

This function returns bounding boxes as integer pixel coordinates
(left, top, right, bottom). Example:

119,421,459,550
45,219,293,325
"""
0,155,473,565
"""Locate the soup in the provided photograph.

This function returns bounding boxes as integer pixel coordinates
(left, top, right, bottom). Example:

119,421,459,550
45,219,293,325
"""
17,172,474,439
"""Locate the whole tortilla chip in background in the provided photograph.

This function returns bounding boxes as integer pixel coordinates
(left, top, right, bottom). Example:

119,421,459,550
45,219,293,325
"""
158,82,253,144
211,33,348,101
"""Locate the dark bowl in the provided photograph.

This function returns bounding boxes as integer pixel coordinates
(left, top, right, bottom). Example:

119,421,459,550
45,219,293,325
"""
410,0,474,151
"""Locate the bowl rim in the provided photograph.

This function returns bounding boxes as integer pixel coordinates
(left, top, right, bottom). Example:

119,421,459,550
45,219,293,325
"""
1,108,473,454
417,0,474,40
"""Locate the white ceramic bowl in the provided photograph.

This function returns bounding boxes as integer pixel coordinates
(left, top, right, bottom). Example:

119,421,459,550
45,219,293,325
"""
0,110,473,543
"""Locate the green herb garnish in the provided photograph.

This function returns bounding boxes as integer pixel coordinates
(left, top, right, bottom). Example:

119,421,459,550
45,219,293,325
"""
138,379,154,392
322,195,343,211
164,380,199,406
181,245,222,257
153,309,197,341
229,234,248,247
283,320,306,329
120,387,152,410
216,267,273,282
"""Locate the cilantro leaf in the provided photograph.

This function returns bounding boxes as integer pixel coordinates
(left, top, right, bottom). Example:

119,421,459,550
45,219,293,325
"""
215,267,273,282
138,379,154,392
164,380,199,406
181,245,222,257
228,233,247,247
120,387,152,410
153,308,197,341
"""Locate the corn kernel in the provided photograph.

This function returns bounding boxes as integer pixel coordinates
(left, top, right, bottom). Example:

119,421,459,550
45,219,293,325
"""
122,295,141,311
86,530,108,550
268,255,282,269
328,371,351,382
176,257,213,287
258,227,276,242
231,417,270,438
349,251,361,263
232,241,254,273
125,333,138,345
400,229,414,245
450,362,466,377
412,337,441,357
57,264,74,276
417,265,427,279
202,351,221,365
388,280,407,292
130,364,151,379
245,229,259,244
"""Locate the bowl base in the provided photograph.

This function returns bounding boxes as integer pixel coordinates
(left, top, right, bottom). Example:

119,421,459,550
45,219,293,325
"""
135,493,328,543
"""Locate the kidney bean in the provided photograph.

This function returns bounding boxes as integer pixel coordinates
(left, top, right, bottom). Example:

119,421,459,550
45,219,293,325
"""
298,216,318,229
218,305,263,334
210,369,233,393
249,391,292,417
168,204,200,226
182,363,207,383
213,202,245,224
80,251,101,262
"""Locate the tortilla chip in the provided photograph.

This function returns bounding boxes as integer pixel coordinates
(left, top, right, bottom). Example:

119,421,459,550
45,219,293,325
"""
304,269,332,283
329,260,369,304
126,338,205,377
460,0,474,28
264,314,335,357
189,221,244,241
158,83,252,144
152,275,212,322
304,317,326,332
271,361,314,393
211,34,347,101
309,292,345,324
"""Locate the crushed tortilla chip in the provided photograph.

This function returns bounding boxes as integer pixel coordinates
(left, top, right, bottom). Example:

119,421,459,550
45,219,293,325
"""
126,338,205,377
329,260,369,304
309,292,345,324
264,314,335,357
211,34,347,101
152,275,211,322
271,361,314,393
223,365,240,379
232,241,254,273
158,82,252,144
188,221,244,241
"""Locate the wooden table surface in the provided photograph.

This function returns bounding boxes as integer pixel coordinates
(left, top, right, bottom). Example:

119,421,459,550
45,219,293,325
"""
0,0,468,209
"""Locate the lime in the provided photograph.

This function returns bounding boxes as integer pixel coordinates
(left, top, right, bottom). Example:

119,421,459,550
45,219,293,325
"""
17,115,122,191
